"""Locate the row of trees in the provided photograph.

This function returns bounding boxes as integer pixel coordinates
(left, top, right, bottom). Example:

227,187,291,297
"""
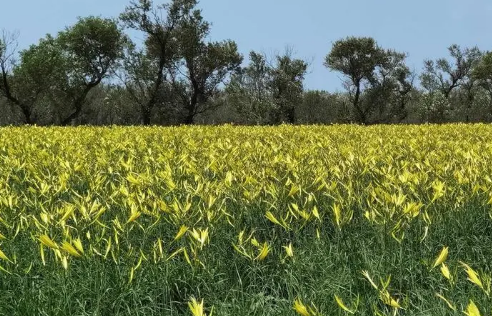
1,0,492,126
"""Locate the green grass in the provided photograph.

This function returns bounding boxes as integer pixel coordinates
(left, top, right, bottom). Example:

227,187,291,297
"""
0,125,490,315
0,204,490,315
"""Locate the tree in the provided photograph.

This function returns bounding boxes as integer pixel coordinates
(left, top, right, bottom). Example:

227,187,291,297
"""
325,37,411,124
268,51,308,124
0,31,28,123
1,18,125,126
54,16,126,125
73,84,141,125
170,9,242,124
0,31,36,124
15,35,69,124
120,0,198,125
0,31,69,124
226,51,274,125
226,50,307,125
473,51,492,120
420,45,482,122
297,90,350,124
421,45,482,98
361,54,414,123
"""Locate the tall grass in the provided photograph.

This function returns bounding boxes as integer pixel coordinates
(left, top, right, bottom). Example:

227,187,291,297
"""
0,125,490,315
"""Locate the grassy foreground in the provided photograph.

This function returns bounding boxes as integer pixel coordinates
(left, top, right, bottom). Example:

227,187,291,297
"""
0,125,491,315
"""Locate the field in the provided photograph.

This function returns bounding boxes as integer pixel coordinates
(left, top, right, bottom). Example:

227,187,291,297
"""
0,125,491,315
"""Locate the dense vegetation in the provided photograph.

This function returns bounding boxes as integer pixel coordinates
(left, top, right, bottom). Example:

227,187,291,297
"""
1,0,492,126
0,125,490,315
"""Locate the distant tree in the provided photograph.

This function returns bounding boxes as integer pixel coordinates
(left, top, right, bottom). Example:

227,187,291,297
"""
226,51,274,125
0,31,74,125
120,0,198,125
0,31,38,124
420,45,482,122
53,17,126,125
14,35,67,124
362,56,415,123
473,51,492,120
170,10,242,124
421,45,482,98
297,90,351,124
118,43,178,124
74,84,140,125
324,37,412,124
0,95,15,125
268,50,308,124
226,50,307,125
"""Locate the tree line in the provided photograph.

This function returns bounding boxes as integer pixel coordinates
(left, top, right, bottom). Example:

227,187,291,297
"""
1,0,492,126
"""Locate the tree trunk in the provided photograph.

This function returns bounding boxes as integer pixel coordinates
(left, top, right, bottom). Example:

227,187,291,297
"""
20,106,33,124
143,58,167,126
141,105,151,125
61,81,100,126
397,101,408,123
1,68,33,124
183,112,194,125
286,104,295,124
183,91,198,125
61,103,83,126
488,89,492,122
465,90,474,123
352,82,366,124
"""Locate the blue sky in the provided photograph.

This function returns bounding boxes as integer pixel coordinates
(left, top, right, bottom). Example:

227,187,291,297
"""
2,0,491,91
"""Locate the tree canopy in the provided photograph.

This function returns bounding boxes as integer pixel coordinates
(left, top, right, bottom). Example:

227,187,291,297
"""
1,1,492,125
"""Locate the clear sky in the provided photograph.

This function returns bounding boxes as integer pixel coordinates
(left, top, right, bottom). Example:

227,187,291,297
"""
1,0,491,91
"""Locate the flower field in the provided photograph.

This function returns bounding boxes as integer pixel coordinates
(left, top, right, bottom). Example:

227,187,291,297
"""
0,125,491,315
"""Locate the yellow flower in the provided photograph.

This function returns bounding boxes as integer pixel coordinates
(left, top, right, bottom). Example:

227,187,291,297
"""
283,243,294,257
73,238,84,254
62,241,81,257
460,262,485,292
126,210,141,224
61,256,68,270
432,246,448,269
439,262,451,281
0,247,9,262
464,300,481,316
435,293,456,311
173,225,188,241
255,242,270,261
39,235,58,250
334,295,356,314
188,298,205,316
380,290,401,309
293,298,311,316
361,270,379,290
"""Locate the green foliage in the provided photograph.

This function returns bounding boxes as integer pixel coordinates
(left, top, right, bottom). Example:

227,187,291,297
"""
296,90,350,124
325,37,387,84
473,52,492,82
120,0,200,125
419,45,483,123
54,16,126,125
473,52,492,117
226,50,308,125
269,52,308,124
3,2,492,126
57,16,125,86
421,45,482,97
0,125,491,315
227,52,275,125
325,37,413,124
0,18,125,125
171,8,242,124
9,35,64,123
0,31,40,124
